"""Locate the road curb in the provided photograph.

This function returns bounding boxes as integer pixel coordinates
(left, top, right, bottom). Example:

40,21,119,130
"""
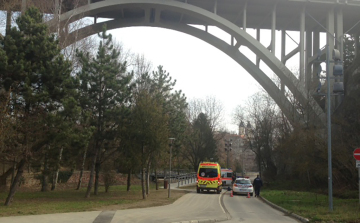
170,218,228,223
258,196,309,223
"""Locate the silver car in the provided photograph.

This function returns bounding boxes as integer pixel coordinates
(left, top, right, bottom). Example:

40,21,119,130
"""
232,178,254,196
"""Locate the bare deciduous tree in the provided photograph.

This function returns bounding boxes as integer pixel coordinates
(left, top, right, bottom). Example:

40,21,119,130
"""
187,96,225,131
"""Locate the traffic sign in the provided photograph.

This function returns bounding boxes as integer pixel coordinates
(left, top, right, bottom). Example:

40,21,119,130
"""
354,148,360,161
356,161,360,168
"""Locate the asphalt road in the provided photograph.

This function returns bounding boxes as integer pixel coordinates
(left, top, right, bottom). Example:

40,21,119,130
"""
0,181,301,223
222,191,300,223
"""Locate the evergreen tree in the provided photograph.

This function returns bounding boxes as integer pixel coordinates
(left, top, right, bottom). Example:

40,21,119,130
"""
183,113,217,171
76,25,133,198
128,90,169,199
151,66,188,143
0,7,74,205
0,43,6,75
148,66,187,179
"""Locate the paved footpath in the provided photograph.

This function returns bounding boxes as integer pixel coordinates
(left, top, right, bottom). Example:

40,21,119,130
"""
0,179,197,223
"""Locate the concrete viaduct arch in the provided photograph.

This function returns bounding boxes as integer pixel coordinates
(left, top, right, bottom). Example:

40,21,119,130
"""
50,0,328,126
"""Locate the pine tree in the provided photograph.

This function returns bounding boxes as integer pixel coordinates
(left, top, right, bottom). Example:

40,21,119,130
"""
184,113,217,171
150,66,188,178
129,65,188,196
0,7,74,205
76,25,133,198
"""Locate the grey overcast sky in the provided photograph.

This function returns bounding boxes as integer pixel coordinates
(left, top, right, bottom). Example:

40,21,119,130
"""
108,26,304,133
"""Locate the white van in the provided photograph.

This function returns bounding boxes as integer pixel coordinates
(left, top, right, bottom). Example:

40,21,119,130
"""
221,168,233,186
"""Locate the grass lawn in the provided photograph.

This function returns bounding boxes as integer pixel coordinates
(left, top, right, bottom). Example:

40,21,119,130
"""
262,189,360,223
0,184,188,217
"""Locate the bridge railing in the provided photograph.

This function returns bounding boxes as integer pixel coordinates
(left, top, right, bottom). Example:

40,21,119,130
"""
175,173,197,188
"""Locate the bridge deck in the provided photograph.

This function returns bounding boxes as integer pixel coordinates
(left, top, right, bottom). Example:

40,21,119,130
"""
90,0,360,33
2,0,360,34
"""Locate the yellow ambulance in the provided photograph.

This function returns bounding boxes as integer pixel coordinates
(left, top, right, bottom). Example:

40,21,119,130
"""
196,162,223,194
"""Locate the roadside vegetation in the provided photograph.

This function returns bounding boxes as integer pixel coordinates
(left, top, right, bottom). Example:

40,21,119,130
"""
0,5,223,206
262,188,360,223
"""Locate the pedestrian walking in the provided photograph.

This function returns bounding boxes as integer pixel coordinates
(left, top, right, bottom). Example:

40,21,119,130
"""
253,175,263,197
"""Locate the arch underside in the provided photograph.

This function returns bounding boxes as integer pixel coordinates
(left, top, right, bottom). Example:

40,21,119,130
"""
53,0,326,126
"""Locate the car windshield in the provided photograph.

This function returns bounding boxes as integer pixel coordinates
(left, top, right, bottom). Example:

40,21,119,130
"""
236,179,251,184
199,168,218,178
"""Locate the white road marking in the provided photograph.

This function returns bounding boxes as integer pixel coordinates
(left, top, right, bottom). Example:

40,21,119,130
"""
219,192,226,214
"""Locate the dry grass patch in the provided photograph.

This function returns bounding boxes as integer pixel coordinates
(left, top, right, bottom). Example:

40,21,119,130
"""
0,184,189,217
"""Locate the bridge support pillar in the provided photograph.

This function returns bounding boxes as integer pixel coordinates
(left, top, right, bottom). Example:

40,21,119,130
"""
300,6,305,85
214,0,217,15
270,5,276,55
6,9,11,35
242,1,247,31
355,34,359,58
281,29,286,93
306,30,312,91
312,30,320,87
256,28,260,67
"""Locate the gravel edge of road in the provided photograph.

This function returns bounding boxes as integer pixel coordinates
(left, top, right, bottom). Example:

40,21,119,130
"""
258,196,310,223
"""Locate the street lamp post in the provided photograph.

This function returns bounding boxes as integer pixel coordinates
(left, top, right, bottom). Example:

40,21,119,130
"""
224,139,232,168
325,45,333,211
168,138,175,198
316,44,344,211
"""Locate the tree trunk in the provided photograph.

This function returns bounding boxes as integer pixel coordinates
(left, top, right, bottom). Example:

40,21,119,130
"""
11,158,16,184
146,161,151,195
126,168,131,192
258,148,262,178
141,167,146,199
155,169,158,190
51,147,63,191
141,144,147,199
6,9,11,35
5,159,26,206
76,148,87,190
41,151,49,192
94,158,100,195
0,167,14,191
85,147,98,198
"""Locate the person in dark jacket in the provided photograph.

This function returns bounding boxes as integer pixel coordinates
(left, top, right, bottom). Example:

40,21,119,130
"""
253,175,263,197
231,173,236,183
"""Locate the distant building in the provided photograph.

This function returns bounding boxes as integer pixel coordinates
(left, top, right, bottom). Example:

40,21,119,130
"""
238,121,245,137
217,122,257,175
